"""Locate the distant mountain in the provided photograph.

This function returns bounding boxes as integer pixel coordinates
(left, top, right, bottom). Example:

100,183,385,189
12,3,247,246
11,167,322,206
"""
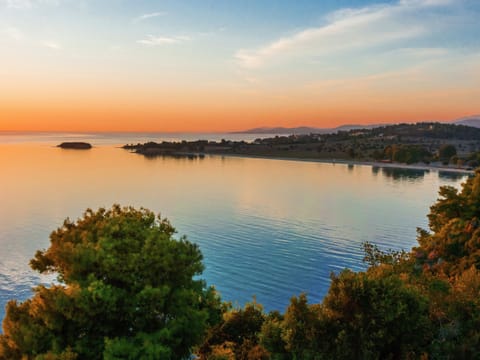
232,126,322,134
234,117,480,135
334,124,383,132
233,124,383,135
453,115,480,128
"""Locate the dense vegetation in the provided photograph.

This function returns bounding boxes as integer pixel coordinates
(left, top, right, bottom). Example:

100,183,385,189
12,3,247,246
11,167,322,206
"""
3,172,480,359
0,206,221,359
124,122,480,166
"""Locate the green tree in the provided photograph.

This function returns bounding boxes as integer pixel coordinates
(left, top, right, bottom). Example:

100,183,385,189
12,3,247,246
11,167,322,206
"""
0,205,219,360
197,300,266,360
438,144,457,161
321,270,431,359
259,311,289,360
416,171,480,275
383,145,432,164
281,294,323,360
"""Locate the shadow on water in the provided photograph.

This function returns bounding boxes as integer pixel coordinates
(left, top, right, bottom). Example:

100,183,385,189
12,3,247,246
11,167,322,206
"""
372,166,427,181
141,153,206,161
438,171,470,182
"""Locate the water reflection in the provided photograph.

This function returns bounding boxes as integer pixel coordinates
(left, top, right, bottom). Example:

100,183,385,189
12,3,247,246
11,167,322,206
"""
140,153,206,161
380,167,427,181
0,143,467,324
438,171,470,182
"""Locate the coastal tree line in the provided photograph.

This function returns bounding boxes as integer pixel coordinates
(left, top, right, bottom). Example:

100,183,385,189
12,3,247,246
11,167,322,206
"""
124,122,480,168
3,172,480,358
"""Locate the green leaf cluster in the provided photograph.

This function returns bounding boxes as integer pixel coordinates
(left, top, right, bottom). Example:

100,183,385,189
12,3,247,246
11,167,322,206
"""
1,205,220,359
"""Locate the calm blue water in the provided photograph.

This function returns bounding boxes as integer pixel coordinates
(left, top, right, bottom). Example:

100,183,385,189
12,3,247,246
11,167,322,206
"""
0,133,468,326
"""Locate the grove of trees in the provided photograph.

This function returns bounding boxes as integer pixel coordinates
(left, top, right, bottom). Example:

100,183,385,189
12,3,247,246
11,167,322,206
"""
0,206,221,359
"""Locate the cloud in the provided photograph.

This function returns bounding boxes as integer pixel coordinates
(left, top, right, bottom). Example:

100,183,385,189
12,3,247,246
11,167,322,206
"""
132,11,167,24
42,40,61,49
2,0,33,8
4,26,24,40
137,35,190,46
385,47,449,58
399,0,454,6
1,0,60,9
235,0,456,68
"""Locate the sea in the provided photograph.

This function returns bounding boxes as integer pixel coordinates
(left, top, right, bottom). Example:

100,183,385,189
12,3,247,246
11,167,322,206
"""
0,132,469,326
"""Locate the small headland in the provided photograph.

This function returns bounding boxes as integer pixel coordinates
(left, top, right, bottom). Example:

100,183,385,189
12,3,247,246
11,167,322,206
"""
123,141,207,159
123,122,480,173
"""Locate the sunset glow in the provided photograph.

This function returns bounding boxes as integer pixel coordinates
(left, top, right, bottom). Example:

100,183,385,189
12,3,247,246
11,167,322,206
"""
1,0,479,132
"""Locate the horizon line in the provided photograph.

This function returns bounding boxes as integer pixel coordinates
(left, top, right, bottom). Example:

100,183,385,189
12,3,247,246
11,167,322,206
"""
0,117,475,134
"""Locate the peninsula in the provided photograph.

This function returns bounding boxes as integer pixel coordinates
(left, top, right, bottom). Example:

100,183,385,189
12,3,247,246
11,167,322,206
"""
124,122,480,173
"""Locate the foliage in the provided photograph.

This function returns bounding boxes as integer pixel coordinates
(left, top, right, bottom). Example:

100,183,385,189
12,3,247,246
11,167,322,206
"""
197,300,268,360
416,172,480,275
362,241,410,267
438,144,457,160
321,270,431,359
383,144,432,164
0,205,220,360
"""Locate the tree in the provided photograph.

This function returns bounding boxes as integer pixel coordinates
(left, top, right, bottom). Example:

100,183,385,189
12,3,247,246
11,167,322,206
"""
197,300,267,360
0,205,220,360
281,294,323,360
383,145,432,164
321,270,432,359
438,144,457,161
416,171,480,276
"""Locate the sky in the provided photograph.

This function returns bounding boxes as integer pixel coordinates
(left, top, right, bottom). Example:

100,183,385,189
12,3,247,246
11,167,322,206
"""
0,0,479,132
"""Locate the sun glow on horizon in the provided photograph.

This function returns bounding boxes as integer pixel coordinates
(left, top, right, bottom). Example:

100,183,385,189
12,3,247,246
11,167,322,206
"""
1,0,479,132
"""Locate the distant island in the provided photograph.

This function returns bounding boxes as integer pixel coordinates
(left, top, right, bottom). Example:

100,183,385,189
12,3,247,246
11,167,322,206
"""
57,142,92,149
124,122,480,172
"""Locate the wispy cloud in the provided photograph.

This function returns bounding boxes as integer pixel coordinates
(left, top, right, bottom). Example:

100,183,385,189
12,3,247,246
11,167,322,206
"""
137,35,190,46
385,47,449,58
132,11,167,24
2,0,33,8
3,26,24,40
42,40,61,49
1,0,60,9
235,0,456,68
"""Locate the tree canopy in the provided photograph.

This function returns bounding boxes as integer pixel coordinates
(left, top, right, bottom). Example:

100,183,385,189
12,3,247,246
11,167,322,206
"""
438,144,457,161
0,205,220,360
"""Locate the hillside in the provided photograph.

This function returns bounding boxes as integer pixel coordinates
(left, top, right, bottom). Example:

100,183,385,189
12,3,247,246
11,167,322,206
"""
234,115,480,135
454,115,480,128
232,124,382,135
126,122,480,169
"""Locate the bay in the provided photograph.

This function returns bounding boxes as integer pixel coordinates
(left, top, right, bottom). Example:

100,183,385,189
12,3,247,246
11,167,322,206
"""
0,133,468,325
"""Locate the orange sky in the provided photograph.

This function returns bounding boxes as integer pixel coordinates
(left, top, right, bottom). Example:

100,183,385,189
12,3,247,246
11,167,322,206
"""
2,80,478,132
1,0,479,132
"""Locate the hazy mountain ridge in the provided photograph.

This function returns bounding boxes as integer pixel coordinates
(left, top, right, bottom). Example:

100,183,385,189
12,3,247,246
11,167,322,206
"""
232,124,383,135
454,115,480,128
234,115,480,135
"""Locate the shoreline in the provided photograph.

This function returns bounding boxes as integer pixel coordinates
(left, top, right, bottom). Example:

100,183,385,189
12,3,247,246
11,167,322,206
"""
209,153,475,175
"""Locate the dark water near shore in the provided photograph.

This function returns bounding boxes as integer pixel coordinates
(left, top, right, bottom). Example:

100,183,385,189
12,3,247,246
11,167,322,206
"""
0,133,468,325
